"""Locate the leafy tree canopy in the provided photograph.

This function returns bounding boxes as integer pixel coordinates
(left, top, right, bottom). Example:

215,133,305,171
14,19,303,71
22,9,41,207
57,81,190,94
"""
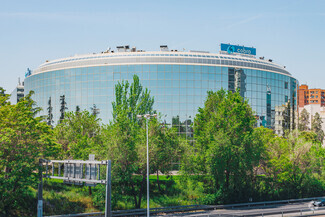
299,108,310,131
54,110,101,160
311,112,324,143
0,90,59,216
182,89,261,202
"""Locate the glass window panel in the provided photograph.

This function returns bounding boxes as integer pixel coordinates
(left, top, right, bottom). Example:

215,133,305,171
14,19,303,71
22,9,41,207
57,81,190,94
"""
150,80,157,87
172,72,179,80
157,65,164,72
187,65,194,72
165,72,172,79
76,68,82,76
120,65,128,72
222,74,227,82
165,80,172,87
113,65,120,72
200,66,207,73
172,79,179,87
150,64,157,72
165,65,172,72
202,73,209,80
143,65,150,72
180,80,187,88
121,73,128,79
172,65,180,72
202,80,209,88
142,80,149,87
180,65,187,72
135,65,141,72
150,71,158,80
157,80,164,87
128,65,135,72
142,72,149,80
194,65,201,72
187,80,194,88
114,73,121,80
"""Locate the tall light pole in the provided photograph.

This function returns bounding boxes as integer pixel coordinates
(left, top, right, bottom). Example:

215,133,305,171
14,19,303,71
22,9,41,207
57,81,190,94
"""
137,113,157,217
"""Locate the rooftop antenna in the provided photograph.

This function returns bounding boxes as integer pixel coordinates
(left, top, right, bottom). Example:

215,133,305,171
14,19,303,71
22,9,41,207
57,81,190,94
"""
18,77,21,85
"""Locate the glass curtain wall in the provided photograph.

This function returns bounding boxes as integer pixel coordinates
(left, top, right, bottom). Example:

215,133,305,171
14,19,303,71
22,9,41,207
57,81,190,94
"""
25,63,297,137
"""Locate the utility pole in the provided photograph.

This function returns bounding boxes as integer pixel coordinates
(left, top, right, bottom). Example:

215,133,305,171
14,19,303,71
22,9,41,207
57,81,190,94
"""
37,159,43,217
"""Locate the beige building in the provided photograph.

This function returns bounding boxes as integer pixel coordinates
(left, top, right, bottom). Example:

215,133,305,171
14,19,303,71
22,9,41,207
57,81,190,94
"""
298,104,325,133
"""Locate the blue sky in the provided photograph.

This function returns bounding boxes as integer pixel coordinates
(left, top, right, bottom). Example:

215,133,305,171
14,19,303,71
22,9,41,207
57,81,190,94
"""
1,0,325,92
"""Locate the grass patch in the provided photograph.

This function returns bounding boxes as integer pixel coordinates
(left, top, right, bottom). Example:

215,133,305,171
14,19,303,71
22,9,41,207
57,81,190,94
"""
42,180,100,215
37,174,206,213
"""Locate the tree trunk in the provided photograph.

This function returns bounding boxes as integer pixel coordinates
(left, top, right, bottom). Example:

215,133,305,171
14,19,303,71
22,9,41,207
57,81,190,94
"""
131,183,138,208
137,174,147,209
157,170,161,192
225,170,229,190
88,186,92,195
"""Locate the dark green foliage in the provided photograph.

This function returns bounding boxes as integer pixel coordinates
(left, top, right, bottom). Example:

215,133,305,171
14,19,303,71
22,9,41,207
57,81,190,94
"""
311,112,325,143
42,180,98,215
98,75,183,208
182,89,261,203
182,89,325,205
99,75,156,208
90,104,100,117
47,97,54,126
299,108,310,131
4,80,325,214
112,75,154,121
54,110,101,160
282,102,292,132
0,90,59,216
59,95,68,123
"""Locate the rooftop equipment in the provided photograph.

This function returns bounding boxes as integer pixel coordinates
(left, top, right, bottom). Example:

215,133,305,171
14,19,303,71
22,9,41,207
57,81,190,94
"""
160,45,169,51
116,45,130,52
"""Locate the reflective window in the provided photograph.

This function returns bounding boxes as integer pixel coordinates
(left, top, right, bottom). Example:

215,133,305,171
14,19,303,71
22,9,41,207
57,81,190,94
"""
26,61,297,134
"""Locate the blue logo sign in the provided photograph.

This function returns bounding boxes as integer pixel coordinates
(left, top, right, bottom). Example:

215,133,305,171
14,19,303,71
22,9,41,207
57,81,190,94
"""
227,45,235,54
25,68,32,78
221,43,256,56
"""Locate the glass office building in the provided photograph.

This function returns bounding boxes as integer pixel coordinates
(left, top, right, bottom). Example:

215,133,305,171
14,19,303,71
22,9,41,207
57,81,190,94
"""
24,46,297,136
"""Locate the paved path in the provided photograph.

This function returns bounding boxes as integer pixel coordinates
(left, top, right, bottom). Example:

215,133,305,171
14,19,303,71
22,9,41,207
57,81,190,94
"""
160,201,325,217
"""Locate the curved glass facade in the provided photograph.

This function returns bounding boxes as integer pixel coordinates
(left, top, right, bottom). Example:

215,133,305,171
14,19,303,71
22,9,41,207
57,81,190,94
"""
24,51,298,136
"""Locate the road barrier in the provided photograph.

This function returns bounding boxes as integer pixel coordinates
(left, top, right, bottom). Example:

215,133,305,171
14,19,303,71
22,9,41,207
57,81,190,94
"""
45,196,325,217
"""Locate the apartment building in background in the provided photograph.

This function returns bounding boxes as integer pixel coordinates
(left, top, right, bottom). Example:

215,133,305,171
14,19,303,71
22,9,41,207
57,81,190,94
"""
298,84,325,108
298,84,325,138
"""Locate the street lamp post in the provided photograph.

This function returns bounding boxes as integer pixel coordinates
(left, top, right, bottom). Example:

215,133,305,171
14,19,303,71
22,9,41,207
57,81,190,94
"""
137,113,157,217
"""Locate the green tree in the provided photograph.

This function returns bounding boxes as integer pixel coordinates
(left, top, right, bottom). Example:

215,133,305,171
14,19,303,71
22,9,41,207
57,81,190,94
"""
100,75,154,208
261,130,324,199
183,89,261,203
140,117,185,191
90,104,100,117
311,112,324,143
0,90,59,216
47,97,54,126
99,75,182,208
54,110,101,160
299,108,310,131
282,102,291,132
59,95,67,123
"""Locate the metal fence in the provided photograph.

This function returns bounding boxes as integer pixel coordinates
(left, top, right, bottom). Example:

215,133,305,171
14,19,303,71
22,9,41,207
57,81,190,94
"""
39,158,111,217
